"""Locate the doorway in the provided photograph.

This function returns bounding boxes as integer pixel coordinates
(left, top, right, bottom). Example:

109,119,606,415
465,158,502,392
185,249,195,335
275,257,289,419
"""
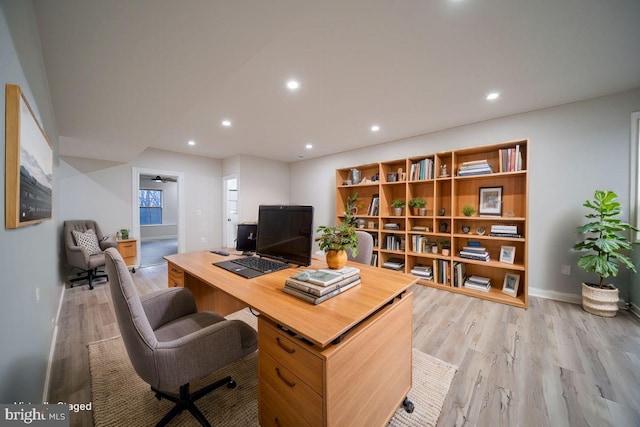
223,175,239,249
132,168,185,267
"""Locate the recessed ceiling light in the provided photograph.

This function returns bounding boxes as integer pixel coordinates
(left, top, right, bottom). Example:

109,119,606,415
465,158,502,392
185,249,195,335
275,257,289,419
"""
305,143,313,149
486,92,500,101
221,119,232,127
286,80,300,90
187,140,196,146
371,125,380,132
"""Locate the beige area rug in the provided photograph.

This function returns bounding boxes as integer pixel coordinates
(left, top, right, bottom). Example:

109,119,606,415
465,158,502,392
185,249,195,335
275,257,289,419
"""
89,309,457,427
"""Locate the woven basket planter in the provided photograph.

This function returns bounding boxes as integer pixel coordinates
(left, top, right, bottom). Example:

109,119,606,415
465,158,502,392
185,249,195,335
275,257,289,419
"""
582,282,619,317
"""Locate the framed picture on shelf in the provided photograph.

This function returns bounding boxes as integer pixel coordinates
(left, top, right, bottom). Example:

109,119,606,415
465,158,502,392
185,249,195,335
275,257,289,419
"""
502,273,520,296
499,245,516,264
478,186,503,216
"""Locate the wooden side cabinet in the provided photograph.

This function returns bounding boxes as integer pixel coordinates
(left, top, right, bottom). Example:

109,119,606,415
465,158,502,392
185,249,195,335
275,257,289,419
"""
116,239,137,273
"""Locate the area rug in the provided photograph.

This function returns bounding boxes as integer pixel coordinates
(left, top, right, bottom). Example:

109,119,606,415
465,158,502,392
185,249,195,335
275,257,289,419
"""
89,310,457,426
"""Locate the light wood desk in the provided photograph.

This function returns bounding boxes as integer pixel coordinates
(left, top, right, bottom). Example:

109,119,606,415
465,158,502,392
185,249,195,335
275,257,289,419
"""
165,251,417,427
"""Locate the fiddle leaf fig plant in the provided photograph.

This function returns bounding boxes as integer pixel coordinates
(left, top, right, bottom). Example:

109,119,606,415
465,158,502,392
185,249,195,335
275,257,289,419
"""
573,190,638,288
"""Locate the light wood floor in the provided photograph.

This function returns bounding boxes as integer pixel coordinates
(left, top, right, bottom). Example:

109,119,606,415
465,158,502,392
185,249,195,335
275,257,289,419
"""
48,264,640,427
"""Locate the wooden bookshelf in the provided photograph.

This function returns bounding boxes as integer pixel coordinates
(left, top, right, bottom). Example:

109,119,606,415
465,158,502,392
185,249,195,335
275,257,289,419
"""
335,139,529,308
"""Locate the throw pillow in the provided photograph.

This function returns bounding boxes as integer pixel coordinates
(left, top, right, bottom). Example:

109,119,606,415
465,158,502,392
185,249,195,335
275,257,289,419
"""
72,229,102,255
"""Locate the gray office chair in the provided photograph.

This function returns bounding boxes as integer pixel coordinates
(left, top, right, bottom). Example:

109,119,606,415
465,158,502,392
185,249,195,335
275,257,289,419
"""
64,219,117,289
104,248,257,427
347,231,374,265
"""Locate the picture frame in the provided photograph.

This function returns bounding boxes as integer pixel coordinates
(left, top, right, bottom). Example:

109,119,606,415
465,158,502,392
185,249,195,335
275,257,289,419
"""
499,245,516,264
502,273,520,296
5,84,53,229
478,186,503,216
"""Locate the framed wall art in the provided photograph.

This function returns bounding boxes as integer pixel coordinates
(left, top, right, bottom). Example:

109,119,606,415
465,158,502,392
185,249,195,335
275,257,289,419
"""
478,186,502,216
5,84,53,229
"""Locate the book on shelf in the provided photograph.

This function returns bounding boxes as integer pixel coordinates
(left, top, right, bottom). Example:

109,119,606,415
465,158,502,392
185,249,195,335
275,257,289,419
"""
285,273,361,297
382,257,405,270
499,145,524,172
453,262,467,288
410,158,434,180
412,225,428,231
464,281,491,292
467,275,491,285
457,160,493,176
368,195,380,216
283,279,361,304
411,264,433,279
384,234,405,251
289,266,360,287
383,223,401,230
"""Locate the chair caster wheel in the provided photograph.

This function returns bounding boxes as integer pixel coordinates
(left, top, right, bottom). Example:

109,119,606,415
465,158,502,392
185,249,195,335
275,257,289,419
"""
227,380,237,389
403,397,414,413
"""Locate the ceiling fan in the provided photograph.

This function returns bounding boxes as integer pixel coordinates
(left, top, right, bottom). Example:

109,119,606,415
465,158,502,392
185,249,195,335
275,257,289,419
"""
144,175,177,183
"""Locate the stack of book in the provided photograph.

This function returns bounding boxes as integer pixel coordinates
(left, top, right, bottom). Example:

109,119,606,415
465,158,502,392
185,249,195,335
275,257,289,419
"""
382,258,405,270
410,264,433,280
457,160,493,176
464,275,491,292
498,145,523,172
283,267,361,304
489,224,521,238
458,246,490,261
383,223,401,230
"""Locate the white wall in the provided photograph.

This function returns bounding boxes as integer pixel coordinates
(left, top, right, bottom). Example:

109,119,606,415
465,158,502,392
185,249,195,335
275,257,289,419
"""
223,155,290,223
60,148,223,251
0,0,61,402
290,89,640,300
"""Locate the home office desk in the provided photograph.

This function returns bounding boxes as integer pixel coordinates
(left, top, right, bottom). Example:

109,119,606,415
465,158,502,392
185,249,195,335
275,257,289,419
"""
164,251,417,427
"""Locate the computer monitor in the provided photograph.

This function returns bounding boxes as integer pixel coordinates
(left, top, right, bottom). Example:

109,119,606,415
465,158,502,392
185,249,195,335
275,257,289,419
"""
236,223,257,253
256,205,314,266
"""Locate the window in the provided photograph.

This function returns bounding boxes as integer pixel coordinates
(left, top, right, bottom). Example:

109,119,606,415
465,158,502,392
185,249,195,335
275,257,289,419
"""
139,189,163,225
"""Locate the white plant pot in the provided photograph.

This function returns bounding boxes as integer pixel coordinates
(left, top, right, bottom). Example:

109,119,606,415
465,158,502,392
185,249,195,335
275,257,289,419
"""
581,282,619,317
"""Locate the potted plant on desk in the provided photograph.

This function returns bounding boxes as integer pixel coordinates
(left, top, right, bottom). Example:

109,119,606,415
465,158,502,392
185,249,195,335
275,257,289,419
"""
316,222,359,269
573,190,637,317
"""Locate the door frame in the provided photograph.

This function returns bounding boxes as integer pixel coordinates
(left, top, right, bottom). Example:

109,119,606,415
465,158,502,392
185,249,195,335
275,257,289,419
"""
223,174,239,249
132,167,186,263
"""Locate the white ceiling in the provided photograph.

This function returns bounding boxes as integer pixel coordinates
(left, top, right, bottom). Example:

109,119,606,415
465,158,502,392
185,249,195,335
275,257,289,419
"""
33,0,640,164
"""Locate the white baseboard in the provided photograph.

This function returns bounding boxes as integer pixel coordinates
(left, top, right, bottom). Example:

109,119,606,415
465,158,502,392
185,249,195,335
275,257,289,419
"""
42,284,66,403
528,287,582,305
529,286,628,310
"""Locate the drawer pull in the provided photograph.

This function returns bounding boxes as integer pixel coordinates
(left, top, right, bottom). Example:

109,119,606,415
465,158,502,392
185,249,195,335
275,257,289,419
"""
275,367,296,388
276,337,295,354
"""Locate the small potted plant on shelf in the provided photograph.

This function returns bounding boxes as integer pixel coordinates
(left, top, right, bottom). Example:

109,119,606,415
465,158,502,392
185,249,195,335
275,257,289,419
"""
573,190,638,317
408,197,427,216
120,229,130,239
316,221,359,269
391,199,405,216
440,240,451,256
462,204,476,217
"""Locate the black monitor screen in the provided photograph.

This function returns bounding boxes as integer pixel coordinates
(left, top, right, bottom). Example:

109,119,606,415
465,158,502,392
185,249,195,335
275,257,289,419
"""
256,205,314,266
236,223,257,252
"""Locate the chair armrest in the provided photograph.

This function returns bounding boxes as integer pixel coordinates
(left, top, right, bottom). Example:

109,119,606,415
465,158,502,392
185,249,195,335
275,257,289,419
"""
140,288,197,330
155,320,247,388
100,236,118,250
66,245,90,269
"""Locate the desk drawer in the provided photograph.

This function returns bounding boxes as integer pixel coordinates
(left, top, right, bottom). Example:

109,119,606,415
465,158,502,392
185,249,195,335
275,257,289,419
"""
260,352,321,427
259,380,313,427
259,319,323,395
168,263,184,287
